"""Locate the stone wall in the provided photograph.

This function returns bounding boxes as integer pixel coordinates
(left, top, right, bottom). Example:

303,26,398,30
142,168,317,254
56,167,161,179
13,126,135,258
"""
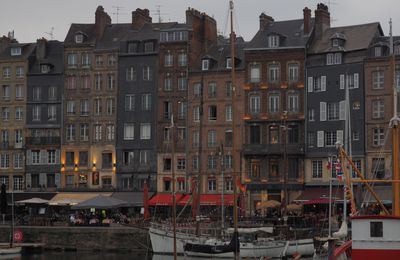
0,225,150,252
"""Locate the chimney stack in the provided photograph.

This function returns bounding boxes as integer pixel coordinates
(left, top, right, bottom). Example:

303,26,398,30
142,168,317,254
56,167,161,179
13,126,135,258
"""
0,36,12,53
95,6,111,40
314,3,330,38
259,13,274,30
132,8,152,30
303,7,311,34
36,38,47,60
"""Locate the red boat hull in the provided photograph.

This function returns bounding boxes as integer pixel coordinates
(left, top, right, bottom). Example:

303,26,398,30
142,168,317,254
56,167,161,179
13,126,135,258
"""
352,249,400,260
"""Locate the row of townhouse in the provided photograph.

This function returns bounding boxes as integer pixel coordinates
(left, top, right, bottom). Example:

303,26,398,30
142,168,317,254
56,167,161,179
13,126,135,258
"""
0,4,398,214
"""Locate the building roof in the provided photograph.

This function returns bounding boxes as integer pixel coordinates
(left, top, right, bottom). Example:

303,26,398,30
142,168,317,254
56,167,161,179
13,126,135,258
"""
308,22,383,54
64,23,96,46
96,23,132,50
246,18,313,49
29,40,64,74
0,42,36,60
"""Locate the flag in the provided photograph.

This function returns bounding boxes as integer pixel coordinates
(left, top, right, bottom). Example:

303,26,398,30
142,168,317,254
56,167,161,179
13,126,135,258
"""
326,157,331,170
335,159,343,181
143,179,150,220
236,176,246,193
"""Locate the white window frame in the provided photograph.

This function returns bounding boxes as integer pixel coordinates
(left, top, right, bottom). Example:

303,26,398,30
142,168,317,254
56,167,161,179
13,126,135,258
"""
140,123,151,140
202,59,209,71
124,123,135,140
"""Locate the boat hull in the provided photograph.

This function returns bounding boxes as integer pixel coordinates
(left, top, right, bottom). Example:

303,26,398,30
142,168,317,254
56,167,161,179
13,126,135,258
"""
352,249,400,260
285,238,315,256
0,246,22,255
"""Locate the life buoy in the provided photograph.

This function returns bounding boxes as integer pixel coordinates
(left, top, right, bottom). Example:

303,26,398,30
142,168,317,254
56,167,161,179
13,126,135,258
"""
13,230,23,242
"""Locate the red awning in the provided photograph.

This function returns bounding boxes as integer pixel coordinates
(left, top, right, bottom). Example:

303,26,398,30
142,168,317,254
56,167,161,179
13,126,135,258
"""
148,193,184,206
294,187,344,205
178,194,234,206
177,177,185,182
162,177,172,181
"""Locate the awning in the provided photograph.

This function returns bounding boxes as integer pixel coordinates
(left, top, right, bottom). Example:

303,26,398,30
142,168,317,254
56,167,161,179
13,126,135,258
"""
49,192,112,206
148,193,184,206
9,192,56,204
111,191,154,207
178,194,234,206
294,187,344,205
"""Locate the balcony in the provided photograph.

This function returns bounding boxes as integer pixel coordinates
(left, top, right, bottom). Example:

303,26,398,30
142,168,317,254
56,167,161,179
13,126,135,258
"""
243,143,305,155
26,137,61,146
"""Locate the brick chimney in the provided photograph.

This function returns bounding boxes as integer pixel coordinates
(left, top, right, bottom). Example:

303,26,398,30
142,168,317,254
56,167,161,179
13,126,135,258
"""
95,6,111,40
314,3,330,38
259,13,274,30
132,8,152,30
36,38,47,60
0,36,11,53
185,8,217,53
303,7,311,34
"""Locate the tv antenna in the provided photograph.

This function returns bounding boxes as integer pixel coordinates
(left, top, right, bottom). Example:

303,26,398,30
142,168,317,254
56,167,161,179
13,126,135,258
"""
44,27,54,40
112,6,128,24
323,0,338,23
151,5,167,23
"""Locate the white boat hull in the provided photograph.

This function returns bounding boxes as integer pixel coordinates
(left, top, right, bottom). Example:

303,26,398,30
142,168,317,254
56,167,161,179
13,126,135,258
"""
0,246,22,255
284,238,315,256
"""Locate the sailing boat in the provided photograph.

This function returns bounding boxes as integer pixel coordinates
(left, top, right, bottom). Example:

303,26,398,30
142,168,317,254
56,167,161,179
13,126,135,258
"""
0,184,22,255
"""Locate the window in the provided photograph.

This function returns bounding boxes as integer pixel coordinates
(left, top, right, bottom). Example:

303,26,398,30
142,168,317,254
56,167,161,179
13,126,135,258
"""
95,74,102,90
307,132,315,147
288,125,299,144
374,47,382,57
1,130,8,145
107,55,116,66
226,82,232,97
67,53,77,67
102,153,112,168
250,125,260,144
164,52,173,67
32,106,40,121
13,153,23,169
107,74,115,90
178,101,186,119
269,160,279,178
67,101,76,115
373,71,384,89
81,53,91,67
2,67,11,78
13,176,23,190
193,83,201,97
177,127,186,141
225,129,233,147
140,150,149,165
15,106,23,120
95,55,103,67
268,35,279,47
193,106,200,122
140,123,151,140
288,63,299,82
123,151,134,165
207,130,217,147
312,160,323,178
164,180,171,191
126,67,136,81
94,124,102,141
80,100,89,116
372,100,384,119
177,77,187,91
11,47,21,56
65,151,74,166
202,60,209,71
192,130,199,148
79,151,88,166
288,94,299,113
15,84,23,100
178,52,187,67
66,76,77,89
225,105,232,121
164,158,171,171
94,98,101,115
41,64,50,73
75,34,83,43
353,101,360,110
124,123,134,140
325,131,337,146
225,155,233,169
163,127,171,141
33,86,41,101
207,155,217,170
2,85,10,100
144,42,154,53
2,107,9,121
48,150,56,164
395,45,400,55
351,159,362,178
353,131,360,141
127,42,138,53
163,76,172,91
327,102,339,120
372,158,385,179
208,82,217,98
192,155,199,171
142,94,151,110
15,129,22,146
164,101,171,120
80,124,89,141
268,94,280,113
249,94,261,114
208,105,217,121
251,161,260,179
15,66,24,78
268,64,280,83
208,179,217,191
178,179,185,191
269,126,279,144
66,124,75,141
31,150,40,164
0,154,9,169
106,98,115,115
48,86,56,100
177,158,186,170
373,128,385,146
370,222,383,237
143,66,152,81
308,109,315,121
125,94,135,111
313,76,326,92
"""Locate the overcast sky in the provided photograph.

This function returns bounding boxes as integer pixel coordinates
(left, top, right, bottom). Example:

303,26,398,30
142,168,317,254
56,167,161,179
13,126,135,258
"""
1,0,399,43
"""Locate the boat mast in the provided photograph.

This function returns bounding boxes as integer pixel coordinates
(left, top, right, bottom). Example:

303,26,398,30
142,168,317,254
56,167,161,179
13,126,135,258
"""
389,19,400,216
171,115,177,260
229,0,239,258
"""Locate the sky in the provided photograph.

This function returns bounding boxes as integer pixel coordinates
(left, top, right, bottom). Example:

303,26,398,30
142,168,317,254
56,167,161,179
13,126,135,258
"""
1,0,399,43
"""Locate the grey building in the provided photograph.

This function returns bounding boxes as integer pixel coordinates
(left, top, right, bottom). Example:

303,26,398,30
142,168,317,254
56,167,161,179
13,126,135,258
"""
26,39,64,191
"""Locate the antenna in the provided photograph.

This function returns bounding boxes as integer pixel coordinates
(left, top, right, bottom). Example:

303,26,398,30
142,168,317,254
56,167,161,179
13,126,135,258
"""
44,27,54,40
112,6,128,24
323,0,338,24
151,5,167,23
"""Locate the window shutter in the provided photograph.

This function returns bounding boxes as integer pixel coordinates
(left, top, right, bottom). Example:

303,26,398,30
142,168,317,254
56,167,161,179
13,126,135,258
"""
339,101,345,120
317,131,324,147
354,73,359,89
321,76,326,91
40,150,47,164
26,173,31,188
55,173,61,188
55,150,60,164
39,173,47,186
340,74,345,89
336,130,344,144
308,77,313,92
26,150,31,165
320,102,327,121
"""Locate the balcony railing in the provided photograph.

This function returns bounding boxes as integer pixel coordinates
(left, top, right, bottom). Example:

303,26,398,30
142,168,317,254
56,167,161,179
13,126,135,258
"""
26,137,61,146
243,143,305,155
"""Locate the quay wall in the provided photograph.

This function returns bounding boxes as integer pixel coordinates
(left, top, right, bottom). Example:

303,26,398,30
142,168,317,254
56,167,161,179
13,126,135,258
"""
0,225,151,252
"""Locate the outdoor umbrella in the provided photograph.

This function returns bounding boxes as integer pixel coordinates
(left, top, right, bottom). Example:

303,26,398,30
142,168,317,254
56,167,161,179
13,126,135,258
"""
257,200,281,209
71,194,129,210
15,198,49,205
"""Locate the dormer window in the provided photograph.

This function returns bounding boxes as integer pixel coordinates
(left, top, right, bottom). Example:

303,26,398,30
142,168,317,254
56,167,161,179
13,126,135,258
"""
202,60,210,71
41,64,50,73
374,47,382,57
395,45,400,55
226,58,232,69
144,42,154,53
268,35,279,48
75,34,83,44
128,42,138,53
11,47,21,56
332,39,339,47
